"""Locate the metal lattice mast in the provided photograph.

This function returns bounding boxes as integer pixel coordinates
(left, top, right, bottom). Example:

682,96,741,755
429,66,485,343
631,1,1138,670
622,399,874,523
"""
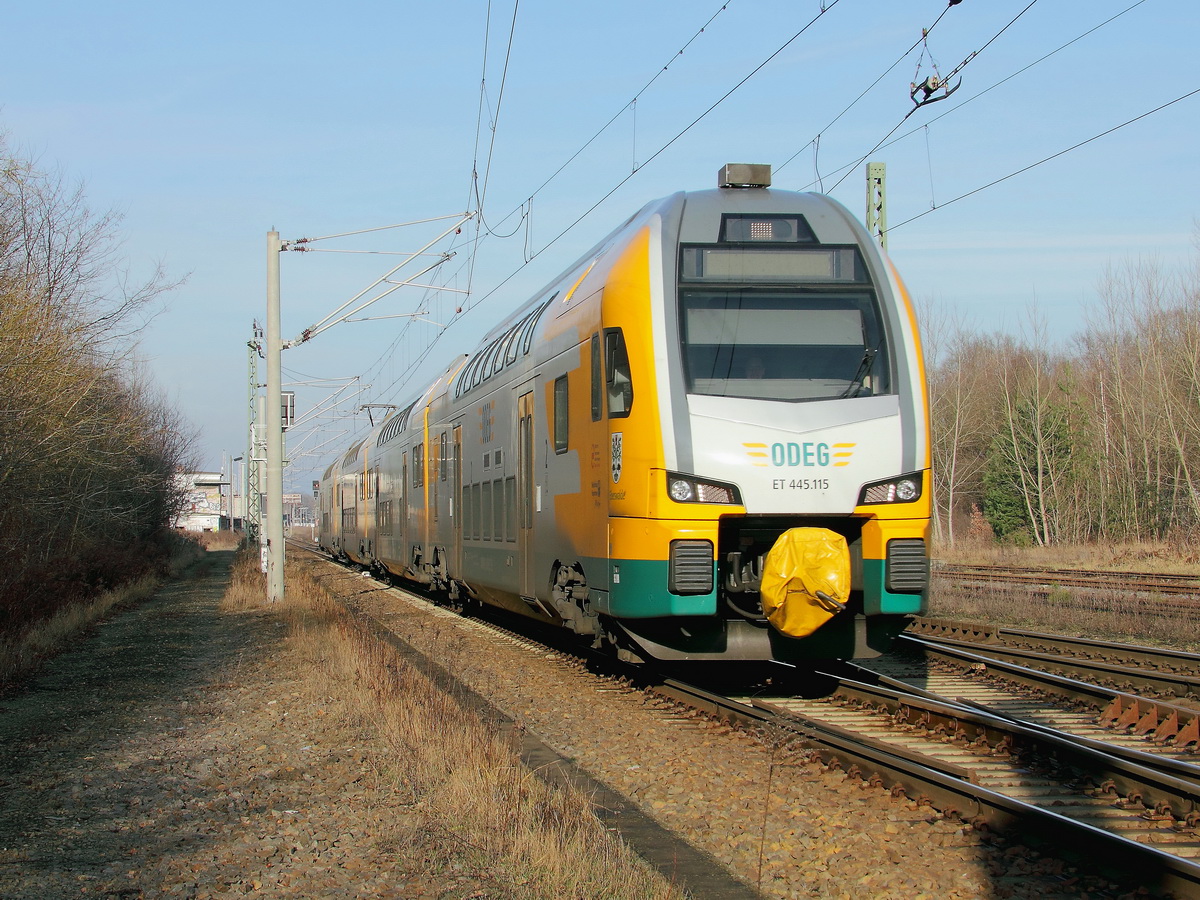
866,161,887,251
246,321,264,544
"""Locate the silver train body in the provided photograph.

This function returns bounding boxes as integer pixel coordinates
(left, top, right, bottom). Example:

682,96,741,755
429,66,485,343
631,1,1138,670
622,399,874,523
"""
317,165,931,662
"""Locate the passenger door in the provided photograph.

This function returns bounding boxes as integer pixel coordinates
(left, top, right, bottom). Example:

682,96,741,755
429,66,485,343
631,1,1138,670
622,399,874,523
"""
518,391,535,596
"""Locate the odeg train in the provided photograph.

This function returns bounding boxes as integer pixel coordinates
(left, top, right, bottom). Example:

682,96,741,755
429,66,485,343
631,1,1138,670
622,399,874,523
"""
318,164,930,662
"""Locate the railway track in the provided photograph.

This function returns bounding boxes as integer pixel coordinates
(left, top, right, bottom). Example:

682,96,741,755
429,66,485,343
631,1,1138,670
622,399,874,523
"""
908,617,1200,704
936,563,1200,597
305,547,1200,897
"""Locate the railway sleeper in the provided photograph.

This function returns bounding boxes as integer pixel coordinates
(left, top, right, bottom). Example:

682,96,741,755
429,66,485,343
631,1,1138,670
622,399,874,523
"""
1099,696,1200,748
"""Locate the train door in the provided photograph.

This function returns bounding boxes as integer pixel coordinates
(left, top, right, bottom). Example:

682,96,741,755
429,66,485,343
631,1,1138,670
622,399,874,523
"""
452,424,462,573
401,452,408,552
518,391,535,596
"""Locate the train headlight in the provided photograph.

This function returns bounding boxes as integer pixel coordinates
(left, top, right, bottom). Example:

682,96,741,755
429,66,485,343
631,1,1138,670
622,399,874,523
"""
666,473,741,505
669,478,695,502
858,473,923,505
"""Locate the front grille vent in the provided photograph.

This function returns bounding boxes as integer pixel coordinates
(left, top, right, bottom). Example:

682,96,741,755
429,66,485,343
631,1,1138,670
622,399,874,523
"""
886,539,928,593
669,540,714,595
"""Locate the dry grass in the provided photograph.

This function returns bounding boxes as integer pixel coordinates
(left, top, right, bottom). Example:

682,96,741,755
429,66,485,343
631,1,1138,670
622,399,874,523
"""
928,577,1200,652
0,536,207,688
188,529,243,551
937,538,1200,574
930,540,1200,650
223,553,685,899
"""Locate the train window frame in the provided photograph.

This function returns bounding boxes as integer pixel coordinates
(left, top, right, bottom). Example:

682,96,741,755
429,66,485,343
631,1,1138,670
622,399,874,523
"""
590,333,602,421
521,295,555,354
503,326,522,365
553,374,569,453
462,483,472,539
676,242,890,403
488,339,505,377
504,476,516,542
482,480,492,540
492,477,504,540
471,482,482,540
604,328,634,418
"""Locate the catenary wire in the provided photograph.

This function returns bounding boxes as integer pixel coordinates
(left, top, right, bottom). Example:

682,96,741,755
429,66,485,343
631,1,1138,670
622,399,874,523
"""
776,0,961,177
459,0,846,318
794,0,1151,193
827,0,1043,193
887,87,1200,232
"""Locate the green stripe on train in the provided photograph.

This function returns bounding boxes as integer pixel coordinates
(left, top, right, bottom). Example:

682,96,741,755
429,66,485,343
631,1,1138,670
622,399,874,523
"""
601,558,718,617
861,558,926,615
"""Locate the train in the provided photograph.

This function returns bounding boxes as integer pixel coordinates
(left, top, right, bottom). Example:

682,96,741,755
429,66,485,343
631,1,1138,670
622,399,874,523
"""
317,163,930,663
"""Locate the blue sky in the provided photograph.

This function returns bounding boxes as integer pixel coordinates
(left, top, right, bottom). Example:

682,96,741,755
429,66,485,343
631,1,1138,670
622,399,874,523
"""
2,0,1195,492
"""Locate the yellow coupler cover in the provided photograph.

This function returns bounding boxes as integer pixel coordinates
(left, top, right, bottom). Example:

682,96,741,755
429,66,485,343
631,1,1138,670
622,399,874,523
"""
760,527,851,638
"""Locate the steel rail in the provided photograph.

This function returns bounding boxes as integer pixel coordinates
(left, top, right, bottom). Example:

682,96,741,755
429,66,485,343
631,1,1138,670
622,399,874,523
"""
899,634,1200,752
936,563,1200,596
910,617,1200,675
655,676,1200,898
905,629,1200,701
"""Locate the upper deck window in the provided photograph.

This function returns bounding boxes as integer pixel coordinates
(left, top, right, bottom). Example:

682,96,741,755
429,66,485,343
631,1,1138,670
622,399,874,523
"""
679,245,888,402
681,246,866,284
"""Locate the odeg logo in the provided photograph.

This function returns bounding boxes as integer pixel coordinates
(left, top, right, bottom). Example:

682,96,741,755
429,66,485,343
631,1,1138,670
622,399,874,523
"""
772,442,831,467
743,440,856,468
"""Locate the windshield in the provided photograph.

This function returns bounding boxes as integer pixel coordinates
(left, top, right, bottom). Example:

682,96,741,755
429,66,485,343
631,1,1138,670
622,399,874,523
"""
679,289,889,401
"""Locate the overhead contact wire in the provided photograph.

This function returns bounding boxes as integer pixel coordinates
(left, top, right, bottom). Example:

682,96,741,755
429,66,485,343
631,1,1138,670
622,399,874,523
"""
799,0,1149,193
466,0,845,314
887,87,1200,231
828,0,1042,193
776,0,959,176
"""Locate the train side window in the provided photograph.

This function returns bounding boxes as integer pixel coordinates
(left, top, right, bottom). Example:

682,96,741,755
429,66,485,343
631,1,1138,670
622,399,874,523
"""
590,333,602,421
492,478,504,539
471,483,482,540
488,340,504,377
553,375,569,453
604,328,634,418
413,444,424,488
522,295,555,354
482,481,492,540
504,326,521,365
462,483,471,538
504,476,516,542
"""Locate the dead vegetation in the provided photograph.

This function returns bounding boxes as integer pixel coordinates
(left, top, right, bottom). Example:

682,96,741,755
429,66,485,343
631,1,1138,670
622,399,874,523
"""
0,137,192,642
931,541,1200,651
0,532,205,689
222,552,685,900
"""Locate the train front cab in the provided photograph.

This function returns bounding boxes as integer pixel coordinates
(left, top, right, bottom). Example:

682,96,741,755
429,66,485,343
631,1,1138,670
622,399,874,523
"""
603,491,930,663
593,181,930,662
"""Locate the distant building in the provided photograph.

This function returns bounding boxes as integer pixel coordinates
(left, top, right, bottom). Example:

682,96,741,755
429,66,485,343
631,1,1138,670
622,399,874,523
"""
173,472,228,531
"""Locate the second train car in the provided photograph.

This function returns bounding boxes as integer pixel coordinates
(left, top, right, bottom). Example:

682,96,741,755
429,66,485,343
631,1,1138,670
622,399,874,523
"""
318,163,930,662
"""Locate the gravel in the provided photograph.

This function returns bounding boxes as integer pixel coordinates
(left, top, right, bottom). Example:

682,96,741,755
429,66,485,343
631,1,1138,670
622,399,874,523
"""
0,551,510,899
0,549,1135,899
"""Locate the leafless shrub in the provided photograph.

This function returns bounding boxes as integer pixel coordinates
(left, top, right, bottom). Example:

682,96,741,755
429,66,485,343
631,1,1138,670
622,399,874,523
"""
0,136,192,636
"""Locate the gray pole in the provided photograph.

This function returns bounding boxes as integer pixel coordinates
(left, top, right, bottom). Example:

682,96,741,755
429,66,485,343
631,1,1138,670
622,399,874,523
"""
866,161,887,251
265,230,285,601
246,322,263,544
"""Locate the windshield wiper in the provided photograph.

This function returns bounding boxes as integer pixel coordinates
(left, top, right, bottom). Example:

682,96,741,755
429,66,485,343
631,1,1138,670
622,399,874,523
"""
840,347,878,399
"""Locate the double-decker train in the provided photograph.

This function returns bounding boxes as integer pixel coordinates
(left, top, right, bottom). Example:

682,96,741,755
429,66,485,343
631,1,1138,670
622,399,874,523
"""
317,163,930,662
